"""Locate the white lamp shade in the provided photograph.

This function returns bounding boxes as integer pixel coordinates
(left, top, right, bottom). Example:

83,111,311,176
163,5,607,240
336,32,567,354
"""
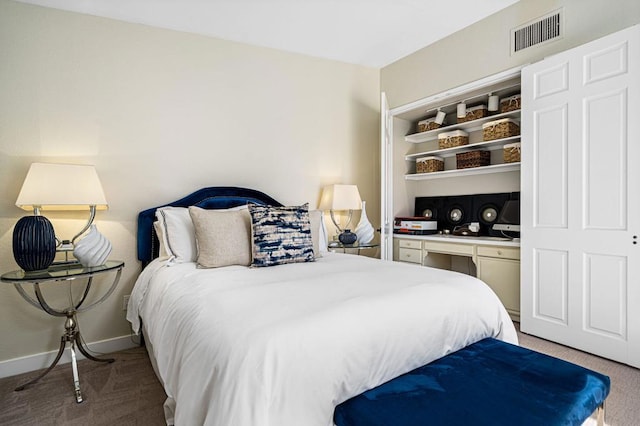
318,184,362,211
16,163,108,211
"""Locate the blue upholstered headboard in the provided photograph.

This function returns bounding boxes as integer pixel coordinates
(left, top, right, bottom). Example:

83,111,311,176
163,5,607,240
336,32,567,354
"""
137,187,282,266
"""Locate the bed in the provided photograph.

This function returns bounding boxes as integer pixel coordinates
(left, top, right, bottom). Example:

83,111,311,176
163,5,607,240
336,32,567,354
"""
127,187,517,426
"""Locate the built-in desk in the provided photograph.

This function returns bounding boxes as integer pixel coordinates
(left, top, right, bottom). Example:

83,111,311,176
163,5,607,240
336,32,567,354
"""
393,235,520,321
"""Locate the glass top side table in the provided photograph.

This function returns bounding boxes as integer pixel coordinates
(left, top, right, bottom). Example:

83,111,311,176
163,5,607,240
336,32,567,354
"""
1,260,125,403
328,242,380,254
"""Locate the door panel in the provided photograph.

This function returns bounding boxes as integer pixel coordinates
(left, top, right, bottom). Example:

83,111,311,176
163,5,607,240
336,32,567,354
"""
584,41,628,84
534,62,569,99
584,90,627,230
584,253,627,339
533,105,568,228
533,248,568,324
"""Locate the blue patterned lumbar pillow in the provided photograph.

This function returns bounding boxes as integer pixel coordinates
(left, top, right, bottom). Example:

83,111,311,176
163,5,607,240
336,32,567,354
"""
248,203,315,267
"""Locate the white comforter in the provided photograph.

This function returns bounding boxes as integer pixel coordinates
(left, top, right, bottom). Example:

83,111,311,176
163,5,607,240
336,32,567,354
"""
128,253,517,426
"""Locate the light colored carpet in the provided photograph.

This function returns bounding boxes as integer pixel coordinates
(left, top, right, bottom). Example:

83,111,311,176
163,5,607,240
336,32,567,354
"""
0,346,166,425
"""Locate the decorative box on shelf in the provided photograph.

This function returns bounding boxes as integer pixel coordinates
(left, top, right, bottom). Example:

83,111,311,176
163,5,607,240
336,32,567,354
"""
482,118,520,141
438,130,469,149
416,156,444,173
456,150,491,169
457,105,488,123
417,117,442,132
503,142,521,163
500,94,521,113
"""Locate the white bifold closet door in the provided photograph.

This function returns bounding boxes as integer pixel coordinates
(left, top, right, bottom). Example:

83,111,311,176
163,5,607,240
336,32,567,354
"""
521,24,640,368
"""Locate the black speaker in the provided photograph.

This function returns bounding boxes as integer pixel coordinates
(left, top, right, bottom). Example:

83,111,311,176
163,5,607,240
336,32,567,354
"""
414,198,443,221
472,193,512,236
442,197,473,227
420,206,437,220
478,204,500,225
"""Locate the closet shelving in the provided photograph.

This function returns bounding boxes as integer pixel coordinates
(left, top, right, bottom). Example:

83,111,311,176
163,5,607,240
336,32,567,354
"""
405,163,520,181
403,85,521,181
405,135,520,160
404,110,520,144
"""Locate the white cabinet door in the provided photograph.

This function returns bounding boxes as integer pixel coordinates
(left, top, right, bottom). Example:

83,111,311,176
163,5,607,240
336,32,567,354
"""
477,256,520,321
521,25,640,367
380,92,393,260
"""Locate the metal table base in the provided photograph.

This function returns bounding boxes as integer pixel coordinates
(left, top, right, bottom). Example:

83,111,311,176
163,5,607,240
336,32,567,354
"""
14,310,115,403
2,261,124,403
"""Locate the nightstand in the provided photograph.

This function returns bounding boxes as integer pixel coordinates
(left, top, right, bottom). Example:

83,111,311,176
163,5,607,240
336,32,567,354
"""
1,260,124,403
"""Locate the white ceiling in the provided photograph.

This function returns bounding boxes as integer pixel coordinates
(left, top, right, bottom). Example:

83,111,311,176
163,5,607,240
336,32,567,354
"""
15,0,520,68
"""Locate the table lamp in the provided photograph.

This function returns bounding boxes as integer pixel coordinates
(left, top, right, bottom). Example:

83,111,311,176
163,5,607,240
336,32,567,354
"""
13,163,109,271
318,184,362,245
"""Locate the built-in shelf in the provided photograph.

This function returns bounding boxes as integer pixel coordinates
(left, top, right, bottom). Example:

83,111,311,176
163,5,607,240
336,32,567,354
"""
405,136,521,160
405,110,521,144
405,162,521,181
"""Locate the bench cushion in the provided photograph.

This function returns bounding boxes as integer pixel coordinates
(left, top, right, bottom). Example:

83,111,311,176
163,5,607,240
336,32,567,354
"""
334,338,610,426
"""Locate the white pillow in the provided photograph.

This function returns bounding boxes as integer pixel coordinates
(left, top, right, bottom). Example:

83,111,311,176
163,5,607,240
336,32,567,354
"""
155,207,197,262
315,210,329,253
153,221,169,258
309,209,325,257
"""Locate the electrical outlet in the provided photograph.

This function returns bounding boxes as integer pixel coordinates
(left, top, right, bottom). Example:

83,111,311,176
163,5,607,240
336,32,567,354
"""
122,295,130,311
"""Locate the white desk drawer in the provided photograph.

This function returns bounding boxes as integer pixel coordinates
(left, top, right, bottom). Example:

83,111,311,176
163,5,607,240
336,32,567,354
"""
423,241,474,256
398,239,422,250
398,248,422,264
477,246,520,260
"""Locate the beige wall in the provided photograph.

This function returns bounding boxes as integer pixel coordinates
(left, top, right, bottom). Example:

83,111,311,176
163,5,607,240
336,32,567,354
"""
381,0,640,205
0,0,380,364
382,0,640,109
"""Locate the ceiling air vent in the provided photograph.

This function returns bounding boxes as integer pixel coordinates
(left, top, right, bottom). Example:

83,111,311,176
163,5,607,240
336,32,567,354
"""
511,8,563,54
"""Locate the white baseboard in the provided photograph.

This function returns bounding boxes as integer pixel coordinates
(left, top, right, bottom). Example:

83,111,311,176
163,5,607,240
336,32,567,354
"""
0,335,139,379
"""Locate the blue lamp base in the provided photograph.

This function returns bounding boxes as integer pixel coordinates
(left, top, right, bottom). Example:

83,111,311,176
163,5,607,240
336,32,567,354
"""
12,215,57,272
338,229,357,245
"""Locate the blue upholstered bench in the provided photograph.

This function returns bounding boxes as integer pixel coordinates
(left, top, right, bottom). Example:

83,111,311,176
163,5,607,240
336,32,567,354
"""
334,338,610,426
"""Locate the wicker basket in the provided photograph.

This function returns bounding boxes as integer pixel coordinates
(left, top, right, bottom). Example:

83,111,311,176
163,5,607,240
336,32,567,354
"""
500,94,521,113
417,117,441,133
457,105,488,123
503,142,521,163
482,118,520,141
438,130,469,149
416,156,444,173
456,150,490,169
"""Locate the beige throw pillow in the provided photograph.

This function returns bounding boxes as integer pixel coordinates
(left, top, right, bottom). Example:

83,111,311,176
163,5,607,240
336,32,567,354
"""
188,206,252,268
